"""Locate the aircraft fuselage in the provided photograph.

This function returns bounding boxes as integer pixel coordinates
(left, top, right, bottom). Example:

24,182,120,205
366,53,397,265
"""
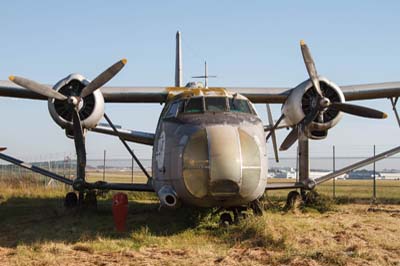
152,89,268,208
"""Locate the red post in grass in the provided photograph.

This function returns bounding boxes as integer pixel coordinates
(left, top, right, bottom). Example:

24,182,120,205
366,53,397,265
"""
112,193,128,232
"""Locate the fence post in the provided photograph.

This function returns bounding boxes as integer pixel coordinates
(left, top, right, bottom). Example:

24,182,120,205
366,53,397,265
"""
333,145,336,199
373,145,376,202
131,157,134,183
103,150,106,182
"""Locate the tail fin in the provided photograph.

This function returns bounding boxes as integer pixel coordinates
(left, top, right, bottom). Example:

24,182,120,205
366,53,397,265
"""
175,31,183,87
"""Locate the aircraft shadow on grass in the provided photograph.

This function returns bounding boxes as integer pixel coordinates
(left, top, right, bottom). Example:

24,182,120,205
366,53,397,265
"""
0,196,209,248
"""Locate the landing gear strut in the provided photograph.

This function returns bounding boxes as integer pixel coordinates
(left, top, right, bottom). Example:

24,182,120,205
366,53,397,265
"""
64,191,98,209
284,190,302,210
249,199,263,216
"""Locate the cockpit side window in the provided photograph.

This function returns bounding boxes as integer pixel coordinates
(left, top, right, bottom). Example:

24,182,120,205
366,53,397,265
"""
205,97,227,112
184,97,204,113
165,101,182,118
229,98,252,114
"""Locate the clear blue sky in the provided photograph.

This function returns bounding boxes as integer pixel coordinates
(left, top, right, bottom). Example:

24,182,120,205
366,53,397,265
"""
0,1,400,168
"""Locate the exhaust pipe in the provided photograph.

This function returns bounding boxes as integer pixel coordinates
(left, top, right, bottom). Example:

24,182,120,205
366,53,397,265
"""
158,186,179,208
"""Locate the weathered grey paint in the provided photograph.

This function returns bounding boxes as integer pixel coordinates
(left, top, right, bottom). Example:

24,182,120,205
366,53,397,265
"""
152,96,268,208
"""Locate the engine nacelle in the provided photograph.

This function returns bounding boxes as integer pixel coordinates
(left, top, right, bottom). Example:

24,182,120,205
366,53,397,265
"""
282,77,345,139
48,74,104,137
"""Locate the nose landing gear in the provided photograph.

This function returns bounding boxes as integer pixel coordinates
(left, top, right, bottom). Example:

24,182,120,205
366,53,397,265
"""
217,199,264,226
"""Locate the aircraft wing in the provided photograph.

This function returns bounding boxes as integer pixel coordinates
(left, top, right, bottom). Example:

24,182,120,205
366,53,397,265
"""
90,124,155,146
228,82,400,103
339,82,400,101
0,81,169,103
0,80,47,100
2,80,400,103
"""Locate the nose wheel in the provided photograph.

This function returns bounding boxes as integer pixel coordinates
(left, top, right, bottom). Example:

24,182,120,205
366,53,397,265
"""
219,212,233,226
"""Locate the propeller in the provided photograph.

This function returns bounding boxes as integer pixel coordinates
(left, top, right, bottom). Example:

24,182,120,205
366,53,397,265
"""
265,104,281,162
9,76,67,100
279,41,387,151
330,102,387,119
279,126,299,151
300,40,323,98
80,59,127,98
9,58,127,107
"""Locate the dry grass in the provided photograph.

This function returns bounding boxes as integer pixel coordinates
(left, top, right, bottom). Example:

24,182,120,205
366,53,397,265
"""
1,181,400,265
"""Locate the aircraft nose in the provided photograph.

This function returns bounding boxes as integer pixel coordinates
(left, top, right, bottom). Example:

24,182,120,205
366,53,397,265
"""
182,125,261,200
207,126,241,197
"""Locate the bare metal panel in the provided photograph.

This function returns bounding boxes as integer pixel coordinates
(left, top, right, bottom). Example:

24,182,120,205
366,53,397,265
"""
238,129,261,197
207,126,241,196
183,129,209,198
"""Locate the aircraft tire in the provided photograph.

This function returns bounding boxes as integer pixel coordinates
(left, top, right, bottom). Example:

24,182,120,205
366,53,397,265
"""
64,192,78,208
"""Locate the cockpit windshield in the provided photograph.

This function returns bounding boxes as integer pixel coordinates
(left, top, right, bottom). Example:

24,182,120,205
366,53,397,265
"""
184,97,203,113
164,96,254,119
229,98,252,114
205,97,227,112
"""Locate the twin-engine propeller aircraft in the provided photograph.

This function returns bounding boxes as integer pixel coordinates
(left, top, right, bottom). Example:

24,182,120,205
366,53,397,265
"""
1,31,400,223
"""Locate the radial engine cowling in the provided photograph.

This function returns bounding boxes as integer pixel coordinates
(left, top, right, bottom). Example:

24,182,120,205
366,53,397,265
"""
48,74,105,137
282,77,345,139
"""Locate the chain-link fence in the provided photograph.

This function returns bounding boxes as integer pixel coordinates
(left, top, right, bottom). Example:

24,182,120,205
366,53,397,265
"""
1,145,400,202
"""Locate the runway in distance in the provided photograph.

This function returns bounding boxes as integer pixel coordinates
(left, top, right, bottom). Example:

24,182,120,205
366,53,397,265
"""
1,31,400,222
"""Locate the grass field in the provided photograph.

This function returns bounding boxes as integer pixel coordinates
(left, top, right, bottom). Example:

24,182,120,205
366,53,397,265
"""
1,178,400,265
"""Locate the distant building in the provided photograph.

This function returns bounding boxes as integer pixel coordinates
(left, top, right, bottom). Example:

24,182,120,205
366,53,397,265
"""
270,167,296,179
346,169,382,180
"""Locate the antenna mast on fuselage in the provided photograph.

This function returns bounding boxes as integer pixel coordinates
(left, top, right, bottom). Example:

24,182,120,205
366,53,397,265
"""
175,31,183,87
192,61,217,88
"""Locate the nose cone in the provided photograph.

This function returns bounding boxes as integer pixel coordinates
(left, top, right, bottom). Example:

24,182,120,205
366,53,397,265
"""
182,125,261,200
207,126,241,197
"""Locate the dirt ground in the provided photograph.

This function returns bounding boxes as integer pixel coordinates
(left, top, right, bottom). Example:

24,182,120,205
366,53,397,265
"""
1,199,400,266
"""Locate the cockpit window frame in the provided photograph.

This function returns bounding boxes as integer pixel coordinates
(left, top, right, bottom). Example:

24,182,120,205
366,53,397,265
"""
183,96,205,114
204,97,229,112
164,95,256,117
164,100,184,119
228,97,255,115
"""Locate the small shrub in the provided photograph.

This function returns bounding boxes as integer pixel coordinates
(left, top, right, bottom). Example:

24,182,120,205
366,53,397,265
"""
302,190,335,213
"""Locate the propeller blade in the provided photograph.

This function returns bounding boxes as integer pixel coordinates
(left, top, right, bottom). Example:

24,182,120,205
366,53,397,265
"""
0,147,7,152
266,104,280,162
71,108,86,175
280,126,299,151
72,108,85,153
9,76,67,101
330,102,387,119
80,59,127,98
300,40,323,98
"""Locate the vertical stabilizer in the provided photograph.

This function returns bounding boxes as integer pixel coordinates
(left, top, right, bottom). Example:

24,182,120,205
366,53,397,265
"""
175,31,183,87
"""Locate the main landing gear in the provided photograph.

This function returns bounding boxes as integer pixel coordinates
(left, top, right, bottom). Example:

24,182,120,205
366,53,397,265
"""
284,190,302,210
64,191,98,209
